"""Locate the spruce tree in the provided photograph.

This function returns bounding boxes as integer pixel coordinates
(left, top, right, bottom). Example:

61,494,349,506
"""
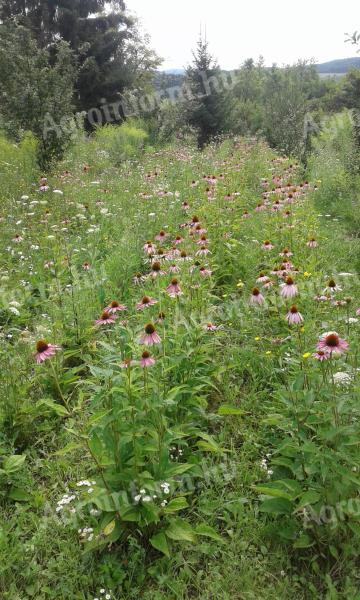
0,1,159,114
184,35,228,148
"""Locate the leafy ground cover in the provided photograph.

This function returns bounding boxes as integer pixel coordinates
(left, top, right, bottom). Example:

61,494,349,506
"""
1,134,360,599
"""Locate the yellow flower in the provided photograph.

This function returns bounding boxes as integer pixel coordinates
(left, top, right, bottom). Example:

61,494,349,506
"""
303,272,312,278
255,337,261,341
303,352,311,359
222,294,228,298
237,281,244,288
265,351,272,355
300,327,305,333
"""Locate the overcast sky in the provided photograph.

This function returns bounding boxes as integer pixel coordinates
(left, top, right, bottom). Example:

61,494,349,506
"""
128,0,359,70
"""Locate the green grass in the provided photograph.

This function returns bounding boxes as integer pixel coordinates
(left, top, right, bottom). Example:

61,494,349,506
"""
1,131,360,599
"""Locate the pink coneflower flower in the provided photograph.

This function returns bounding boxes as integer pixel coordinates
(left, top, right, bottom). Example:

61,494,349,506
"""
263,278,273,289
199,266,212,277
133,272,146,285
191,180,199,188
34,340,61,363
156,311,166,323
150,261,166,277
155,230,167,242
312,350,330,361
169,263,180,273
136,296,158,311
179,250,191,261
307,238,317,248
257,272,268,283
140,323,161,346
280,276,298,299
120,358,134,369
255,203,266,212
196,246,211,256
95,311,116,326
271,201,281,212
204,322,219,331
140,350,156,368
166,278,182,297
356,308,360,316
194,223,207,235
173,235,183,245
262,240,273,250
286,305,303,325
197,235,209,245
143,241,156,255
106,300,127,314
167,246,181,259
242,210,250,219
82,262,91,271
279,248,293,258
317,331,349,355
182,201,190,211
250,287,265,305
13,234,23,243
324,278,342,293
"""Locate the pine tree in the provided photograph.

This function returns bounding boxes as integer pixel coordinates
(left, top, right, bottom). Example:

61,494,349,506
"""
0,1,159,114
184,35,229,147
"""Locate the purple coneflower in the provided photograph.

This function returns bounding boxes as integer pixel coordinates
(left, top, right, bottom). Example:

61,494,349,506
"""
82,262,91,271
136,296,158,311
95,311,116,326
34,340,61,363
280,276,298,299
140,351,156,368
150,261,166,277
196,246,211,256
317,331,348,355
250,287,265,305
312,350,330,361
199,266,212,277
262,240,273,250
141,323,161,346
307,238,317,248
204,323,218,331
155,230,167,242
106,300,127,314
166,278,182,297
286,305,303,325
324,278,342,293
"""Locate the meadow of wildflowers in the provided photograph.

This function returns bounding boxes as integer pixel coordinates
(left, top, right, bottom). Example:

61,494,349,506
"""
1,134,360,598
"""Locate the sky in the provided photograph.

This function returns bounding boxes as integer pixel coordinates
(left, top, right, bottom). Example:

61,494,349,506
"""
128,0,359,70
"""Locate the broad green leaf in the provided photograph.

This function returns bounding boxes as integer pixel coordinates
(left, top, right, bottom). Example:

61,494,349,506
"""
2,455,26,474
255,486,292,501
37,399,69,417
54,442,82,456
218,404,243,416
297,491,321,509
150,532,170,557
293,534,315,549
103,519,116,536
259,497,293,515
195,524,224,543
8,487,32,502
163,497,188,513
166,518,196,542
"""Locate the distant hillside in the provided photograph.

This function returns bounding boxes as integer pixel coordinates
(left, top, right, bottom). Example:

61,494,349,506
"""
316,57,360,73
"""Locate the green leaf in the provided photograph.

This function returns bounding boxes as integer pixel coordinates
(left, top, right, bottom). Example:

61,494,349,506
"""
8,487,32,502
298,491,321,509
259,497,293,515
163,497,188,513
255,486,292,501
166,518,197,543
218,404,243,416
2,454,26,474
37,399,69,416
150,532,170,557
103,519,116,536
293,534,315,549
195,524,224,543
54,442,82,456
